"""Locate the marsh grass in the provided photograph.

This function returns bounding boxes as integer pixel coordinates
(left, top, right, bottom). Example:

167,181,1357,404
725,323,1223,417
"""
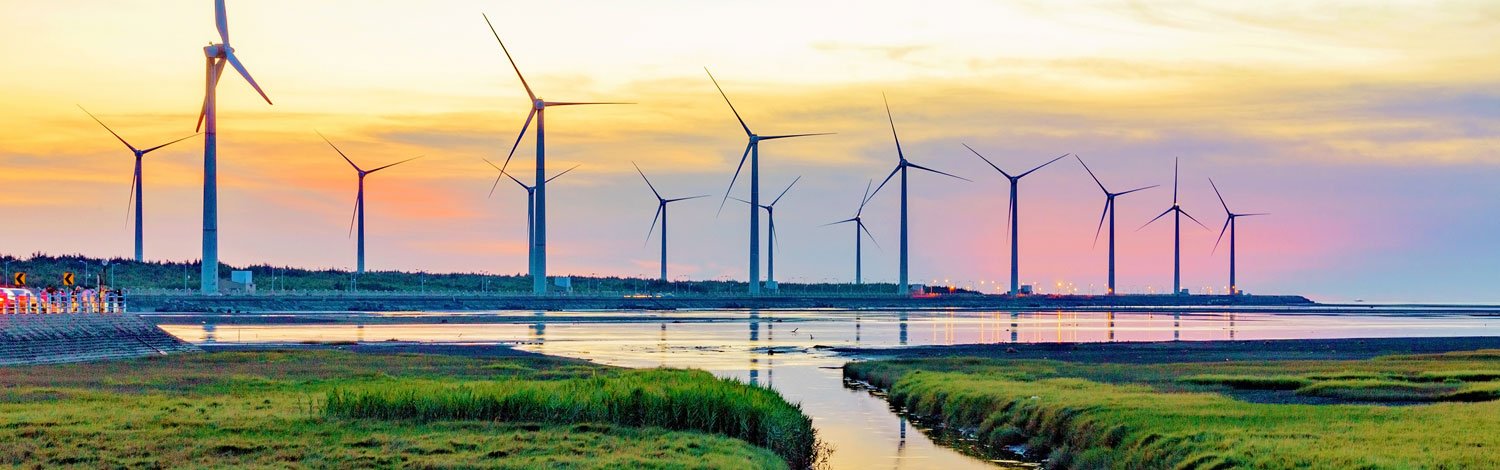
1,351,812,469
1180,374,1309,390
325,370,818,468
845,349,1500,469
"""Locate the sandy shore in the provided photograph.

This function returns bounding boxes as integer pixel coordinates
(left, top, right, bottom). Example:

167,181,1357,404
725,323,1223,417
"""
833,336,1500,363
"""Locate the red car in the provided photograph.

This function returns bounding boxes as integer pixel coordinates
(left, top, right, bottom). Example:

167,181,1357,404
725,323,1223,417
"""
0,287,36,312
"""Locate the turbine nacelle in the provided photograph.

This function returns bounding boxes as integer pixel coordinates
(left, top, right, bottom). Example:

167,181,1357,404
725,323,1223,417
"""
203,44,232,58
534,99,546,110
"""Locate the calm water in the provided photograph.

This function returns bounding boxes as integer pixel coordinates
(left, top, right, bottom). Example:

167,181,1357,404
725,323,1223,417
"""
157,309,1499,469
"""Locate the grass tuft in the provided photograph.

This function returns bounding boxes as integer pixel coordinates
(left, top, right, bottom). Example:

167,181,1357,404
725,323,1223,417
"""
324,369,817,468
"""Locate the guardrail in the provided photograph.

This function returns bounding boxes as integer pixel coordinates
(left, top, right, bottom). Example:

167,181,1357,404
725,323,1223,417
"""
0,291,127,314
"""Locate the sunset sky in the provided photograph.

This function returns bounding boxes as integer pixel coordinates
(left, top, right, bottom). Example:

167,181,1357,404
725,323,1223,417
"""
1,1,1497,302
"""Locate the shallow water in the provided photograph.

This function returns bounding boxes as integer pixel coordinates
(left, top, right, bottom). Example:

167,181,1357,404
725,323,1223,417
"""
158,309,1498,469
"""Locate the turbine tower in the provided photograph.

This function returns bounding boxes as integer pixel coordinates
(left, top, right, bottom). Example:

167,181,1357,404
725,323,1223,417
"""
964,144,1067,296
318,132,420,274
706,69,830,296
484,159,579,281
867,95,969,295
196,0,273,293
1209,178,1267,295
1076,155,1157,295
1141,158,1207,295
732,177,800,291
483,14,627,295
825,180,879,285
79,106,197,262
634,162,708,283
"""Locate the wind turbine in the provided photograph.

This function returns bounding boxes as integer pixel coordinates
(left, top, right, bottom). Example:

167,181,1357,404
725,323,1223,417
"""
964,144,1068,296
634,162,708,283
318,132,420,274
706,69,830,296
1141,158,1208,295
867,95,969,295
1209,178,1267,295
195,0,273,293
484,159,579,281
824,180,879,285
78,106,198,262
1076,155,1158,295
731,176,800,292
483,14,628,295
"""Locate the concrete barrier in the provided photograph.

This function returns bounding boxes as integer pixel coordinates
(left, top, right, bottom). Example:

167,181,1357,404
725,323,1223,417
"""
0,313,199,366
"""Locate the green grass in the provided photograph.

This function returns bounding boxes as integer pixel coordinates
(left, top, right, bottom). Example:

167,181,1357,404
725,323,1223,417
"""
324,370,817,468
0,351,816,468
845,349,1500,468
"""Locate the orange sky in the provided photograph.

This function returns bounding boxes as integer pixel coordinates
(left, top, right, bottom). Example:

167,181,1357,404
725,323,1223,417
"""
2,1,1498,301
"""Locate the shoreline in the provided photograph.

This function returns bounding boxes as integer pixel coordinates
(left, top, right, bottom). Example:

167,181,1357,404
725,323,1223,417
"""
833,336,1500,364
125,292,1316,313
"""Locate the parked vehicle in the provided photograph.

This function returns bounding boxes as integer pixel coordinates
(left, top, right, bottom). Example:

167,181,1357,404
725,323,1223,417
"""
0,287,36,311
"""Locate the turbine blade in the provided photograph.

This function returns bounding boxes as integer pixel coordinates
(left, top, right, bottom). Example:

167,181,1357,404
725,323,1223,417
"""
883,93,906,160
223,51,272,105
962,143,1011,178
771,217,780,251
1173,157,1180,204
1092,200,1110,249
1075,154,1107,193
77,105,138,153
140,133,200,154
546,163,581,183
1116,184,1160,196
368,155,422,173
866,165,902,203
728,196,751,205
666,195,710,203
1209,177,1230,214
1004,194,1014,246
717,142,753,216
543,101,633,106
486,173,503,198
482,14,535,102
1239,212,1270,217
1139,207,1174,231
704,67,751,137
858,179,873,213
907,162,971,182
860,221,882,250
317,131,361,172
632,161,662,199
1018,153,1068,178
822,217,858,227
1180,208,1210,230
197,59,228,132
215,0,229,44
504,171,528,189
645,204,663,245
758,133,833,140
347,195,359,238
125,170,138,226
1212,218,1231,254
770,176,801,206
500,108,537,177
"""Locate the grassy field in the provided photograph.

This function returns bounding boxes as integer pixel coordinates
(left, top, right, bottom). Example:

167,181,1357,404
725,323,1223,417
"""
0,351,817,469
845,349,1500,469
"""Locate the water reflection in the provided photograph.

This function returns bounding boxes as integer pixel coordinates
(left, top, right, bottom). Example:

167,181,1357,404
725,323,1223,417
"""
157,309,1497,470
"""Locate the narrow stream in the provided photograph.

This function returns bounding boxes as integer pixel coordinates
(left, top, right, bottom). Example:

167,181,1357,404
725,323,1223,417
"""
156,309,1498,469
